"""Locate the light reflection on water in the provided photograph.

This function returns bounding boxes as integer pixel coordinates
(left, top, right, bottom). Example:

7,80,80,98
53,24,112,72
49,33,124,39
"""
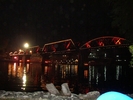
6,62,42,91
0,61,133,94
5,61,79,92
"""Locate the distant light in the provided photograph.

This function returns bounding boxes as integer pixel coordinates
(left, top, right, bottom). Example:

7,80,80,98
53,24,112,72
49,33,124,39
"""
116,55,119,57
14,56,17,59
104,53,107,57
45,60,50,63
75,59,78,62
27,59,30,62
24,43,29,48
30,50,32,54
84,63,88,66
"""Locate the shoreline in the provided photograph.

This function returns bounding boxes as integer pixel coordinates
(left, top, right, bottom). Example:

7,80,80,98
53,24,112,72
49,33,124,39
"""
0,90,132,100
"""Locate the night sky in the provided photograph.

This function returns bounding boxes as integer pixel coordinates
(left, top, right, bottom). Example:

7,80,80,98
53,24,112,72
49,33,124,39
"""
0,0,121,51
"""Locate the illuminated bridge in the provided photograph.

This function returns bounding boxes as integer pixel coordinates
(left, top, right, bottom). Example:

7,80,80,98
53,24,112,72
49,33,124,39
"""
9,36,133,92
39,36,132,91
78,36,132,90
80,36,130,49
79,36,131,65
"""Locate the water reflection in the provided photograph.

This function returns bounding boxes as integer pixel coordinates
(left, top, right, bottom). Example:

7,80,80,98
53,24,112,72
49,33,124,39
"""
7,62,42,91
42,64,78,83
8,63,23,78
21,66,27,90
6,62,131,91
40,63,79,92
82,65,124,85
0,59,132,93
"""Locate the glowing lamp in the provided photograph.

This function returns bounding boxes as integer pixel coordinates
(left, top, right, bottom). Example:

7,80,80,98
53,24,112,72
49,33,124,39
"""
97,91,133,100
24,43,29,48
14,56,17,59
27,59,30,62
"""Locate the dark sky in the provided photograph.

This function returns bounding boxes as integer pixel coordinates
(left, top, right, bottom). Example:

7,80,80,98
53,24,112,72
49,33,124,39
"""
0,0,113,50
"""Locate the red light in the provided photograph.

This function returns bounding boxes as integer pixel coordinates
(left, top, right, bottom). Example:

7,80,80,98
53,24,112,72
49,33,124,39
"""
84,63,89,66
27,60,30,62
66,42,71,49
98,41,104,46
52,45,56,52
115,39,121,45
112,38,121,45
45,60,50,63
14,56,17,59
86,43,91,48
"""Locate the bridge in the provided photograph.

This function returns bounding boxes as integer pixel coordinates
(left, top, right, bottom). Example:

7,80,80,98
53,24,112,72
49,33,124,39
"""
8,36,133,90
9,36,131,64
80,36,130,49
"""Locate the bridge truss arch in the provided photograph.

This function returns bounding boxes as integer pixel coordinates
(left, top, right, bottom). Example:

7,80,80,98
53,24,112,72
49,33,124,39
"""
80,36,130,49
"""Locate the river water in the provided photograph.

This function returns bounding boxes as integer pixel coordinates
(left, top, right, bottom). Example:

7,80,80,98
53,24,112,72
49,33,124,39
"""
0,59,133,94
0,61,42,91
0,61,79,92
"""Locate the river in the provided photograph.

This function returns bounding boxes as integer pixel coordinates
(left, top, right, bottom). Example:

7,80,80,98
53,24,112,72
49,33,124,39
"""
0,59,133,94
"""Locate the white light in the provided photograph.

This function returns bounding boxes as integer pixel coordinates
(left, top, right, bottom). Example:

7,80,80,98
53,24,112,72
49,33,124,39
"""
22,74,26,86
19,49,22,52
24,43,29,48
22,67,27,87
30,50,32,54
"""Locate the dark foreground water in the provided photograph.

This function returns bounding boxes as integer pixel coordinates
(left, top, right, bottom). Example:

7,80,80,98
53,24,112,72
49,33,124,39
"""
0,61,133,94
0,61,43,92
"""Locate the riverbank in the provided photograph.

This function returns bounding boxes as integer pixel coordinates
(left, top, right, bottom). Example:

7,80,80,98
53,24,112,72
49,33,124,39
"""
0,90,99,100
0,90,132,100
